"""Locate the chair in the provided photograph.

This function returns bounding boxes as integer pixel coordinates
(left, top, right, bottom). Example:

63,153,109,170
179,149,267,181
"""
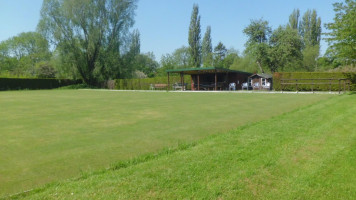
229,83,236,91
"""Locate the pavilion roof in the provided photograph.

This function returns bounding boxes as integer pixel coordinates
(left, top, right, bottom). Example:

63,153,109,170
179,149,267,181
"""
166,67,251,75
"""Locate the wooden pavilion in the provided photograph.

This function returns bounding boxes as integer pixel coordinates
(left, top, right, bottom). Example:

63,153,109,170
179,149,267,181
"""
166,67,252,91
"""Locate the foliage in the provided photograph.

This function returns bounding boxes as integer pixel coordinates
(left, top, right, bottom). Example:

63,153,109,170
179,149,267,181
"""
133,52,159,78
300,9,322,47
188,4,201,68
0,32,51,77
302,45,320,71
38,0,138,86
269,26,304,72
229,53,259,73
243,19,272,73
325,0,356,65
36,61,56,78
288,9,300,30
213,42,227,67
202,26,213,67
273,72,355,91
159,46,191,75
0,78,81,90
222,50,239,69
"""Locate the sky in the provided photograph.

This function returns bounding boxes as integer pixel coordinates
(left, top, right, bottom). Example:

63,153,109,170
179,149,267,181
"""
0,0,341,61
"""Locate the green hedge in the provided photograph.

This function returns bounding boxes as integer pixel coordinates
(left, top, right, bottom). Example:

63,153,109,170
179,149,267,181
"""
0,78,82,91
115,76,191,90
273,72,356,91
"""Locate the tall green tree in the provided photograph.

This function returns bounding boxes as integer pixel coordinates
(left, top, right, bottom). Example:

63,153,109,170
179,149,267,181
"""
202,26,213,67
325,0,356,65
38,0,138,86
243,19,272,73
299,9,321,71
269,26,303,72
300,9,322,47
188,4,201,68
288,9,300,30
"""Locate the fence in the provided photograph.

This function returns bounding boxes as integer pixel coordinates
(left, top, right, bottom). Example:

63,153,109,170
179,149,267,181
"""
115,76,191,90
273,72,355,92
280,78,351,93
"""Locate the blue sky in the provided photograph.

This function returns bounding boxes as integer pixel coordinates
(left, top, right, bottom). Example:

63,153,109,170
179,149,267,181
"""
0,0,340,61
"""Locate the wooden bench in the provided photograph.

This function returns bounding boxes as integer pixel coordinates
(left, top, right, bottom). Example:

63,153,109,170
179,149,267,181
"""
150,83,168,90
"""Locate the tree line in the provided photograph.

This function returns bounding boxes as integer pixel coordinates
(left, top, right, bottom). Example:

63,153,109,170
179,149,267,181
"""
0,0,354,86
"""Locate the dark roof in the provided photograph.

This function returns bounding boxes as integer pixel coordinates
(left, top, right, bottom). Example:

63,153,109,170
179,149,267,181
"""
249,73,273,79
166,67,252,75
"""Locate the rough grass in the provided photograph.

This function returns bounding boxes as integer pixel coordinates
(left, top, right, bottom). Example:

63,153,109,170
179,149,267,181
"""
0,90,332,197
11,93,356,200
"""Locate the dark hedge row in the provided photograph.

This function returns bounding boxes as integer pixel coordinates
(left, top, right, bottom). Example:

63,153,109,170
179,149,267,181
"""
115,76,191,90
0,78,82,91
273,72,356,91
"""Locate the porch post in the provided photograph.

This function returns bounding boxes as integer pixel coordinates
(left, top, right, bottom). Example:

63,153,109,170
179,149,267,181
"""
198,73,200,90
180,72,184,91
182,73,185,91
167,72,170,91
215,70,217,91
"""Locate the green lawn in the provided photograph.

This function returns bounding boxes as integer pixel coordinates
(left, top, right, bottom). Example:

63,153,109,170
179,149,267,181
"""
13,93,356,200
0,90,333,197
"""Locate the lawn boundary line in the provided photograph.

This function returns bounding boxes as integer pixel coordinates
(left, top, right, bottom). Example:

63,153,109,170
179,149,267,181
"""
3,94,338,199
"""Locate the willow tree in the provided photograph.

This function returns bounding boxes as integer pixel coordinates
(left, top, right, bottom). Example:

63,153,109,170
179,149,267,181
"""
37,0,138,85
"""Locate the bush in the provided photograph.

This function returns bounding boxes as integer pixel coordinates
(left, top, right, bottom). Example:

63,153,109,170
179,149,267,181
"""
115,76,191,90
0,78,82,91
273,72,355,91
37,63,57,78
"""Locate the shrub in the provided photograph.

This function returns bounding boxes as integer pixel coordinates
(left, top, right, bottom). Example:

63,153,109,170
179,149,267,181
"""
0,78,82,91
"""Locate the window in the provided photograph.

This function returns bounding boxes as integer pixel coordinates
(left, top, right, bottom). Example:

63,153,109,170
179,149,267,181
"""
262,78,266,86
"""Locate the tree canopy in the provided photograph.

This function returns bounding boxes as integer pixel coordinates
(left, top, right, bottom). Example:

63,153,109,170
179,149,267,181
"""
37,0,138,85
325,0,356,65
0,32,51,76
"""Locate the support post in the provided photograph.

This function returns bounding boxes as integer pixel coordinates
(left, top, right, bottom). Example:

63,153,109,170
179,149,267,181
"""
215,70,217,91
198,74,200,91
296,79,298,93
167,72,170,91
182,73,184,91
